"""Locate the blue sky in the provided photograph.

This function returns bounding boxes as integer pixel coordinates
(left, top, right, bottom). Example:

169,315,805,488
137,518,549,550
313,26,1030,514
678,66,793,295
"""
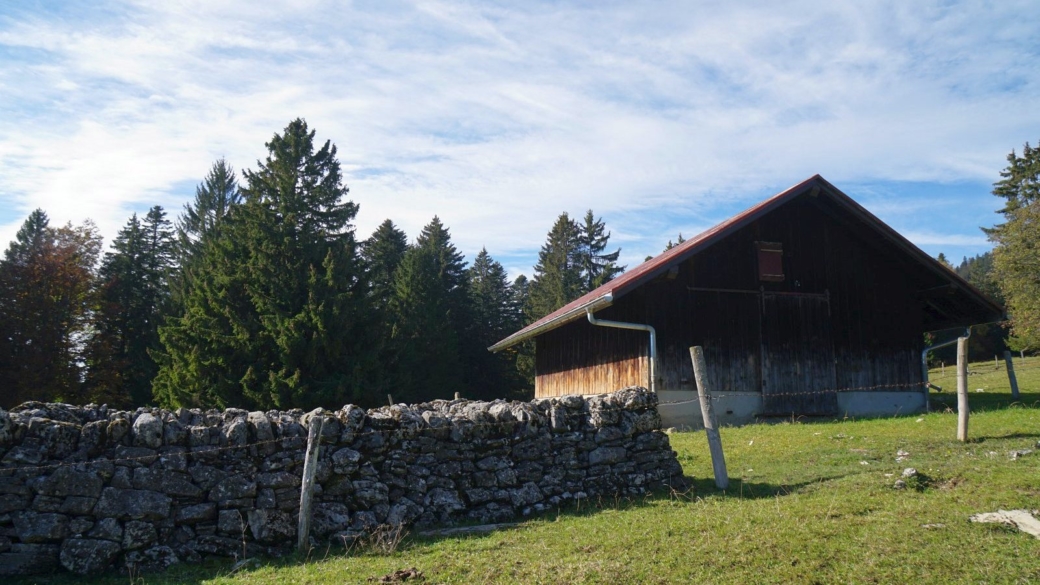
1,1,1038,277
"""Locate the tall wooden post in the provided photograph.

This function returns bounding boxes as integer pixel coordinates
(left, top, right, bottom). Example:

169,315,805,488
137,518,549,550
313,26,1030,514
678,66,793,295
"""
1004,350,1020,400
689,346,729,489
298,408,325,553
957,337,969,442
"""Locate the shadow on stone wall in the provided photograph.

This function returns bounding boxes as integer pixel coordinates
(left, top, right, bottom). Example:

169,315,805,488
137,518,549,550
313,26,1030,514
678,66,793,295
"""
0,387,683,576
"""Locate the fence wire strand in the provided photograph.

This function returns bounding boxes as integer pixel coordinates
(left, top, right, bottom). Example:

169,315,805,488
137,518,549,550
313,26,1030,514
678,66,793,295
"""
4,360,1034,476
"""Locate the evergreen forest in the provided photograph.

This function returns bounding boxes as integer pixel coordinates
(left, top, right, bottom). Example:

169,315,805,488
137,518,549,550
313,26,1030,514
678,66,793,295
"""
0,119,624,410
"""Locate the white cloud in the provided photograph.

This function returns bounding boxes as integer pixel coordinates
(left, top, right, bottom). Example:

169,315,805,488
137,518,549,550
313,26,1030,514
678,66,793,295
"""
0,0,1037,271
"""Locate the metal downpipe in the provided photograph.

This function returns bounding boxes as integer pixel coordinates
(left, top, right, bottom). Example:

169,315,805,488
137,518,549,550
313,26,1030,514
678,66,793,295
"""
586,310,657,392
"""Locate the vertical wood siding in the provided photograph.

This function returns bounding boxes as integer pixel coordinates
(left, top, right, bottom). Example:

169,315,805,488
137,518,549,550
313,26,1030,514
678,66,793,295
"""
534,193,927,413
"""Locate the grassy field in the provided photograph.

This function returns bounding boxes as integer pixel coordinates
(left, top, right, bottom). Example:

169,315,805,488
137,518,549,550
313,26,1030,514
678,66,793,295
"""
17,359,1040,584
927,354,1040,412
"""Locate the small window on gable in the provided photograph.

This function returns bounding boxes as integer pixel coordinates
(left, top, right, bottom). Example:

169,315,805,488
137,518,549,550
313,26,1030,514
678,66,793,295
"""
756,241,784,282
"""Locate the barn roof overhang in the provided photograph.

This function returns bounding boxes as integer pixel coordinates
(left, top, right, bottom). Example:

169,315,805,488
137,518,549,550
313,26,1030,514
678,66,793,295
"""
489,174,1004,352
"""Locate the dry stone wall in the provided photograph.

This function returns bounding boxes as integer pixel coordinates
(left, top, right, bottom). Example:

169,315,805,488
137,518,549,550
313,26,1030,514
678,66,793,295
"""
0,387,683,575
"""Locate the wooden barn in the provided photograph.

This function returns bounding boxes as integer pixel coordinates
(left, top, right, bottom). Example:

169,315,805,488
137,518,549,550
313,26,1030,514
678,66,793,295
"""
490,175,1004,428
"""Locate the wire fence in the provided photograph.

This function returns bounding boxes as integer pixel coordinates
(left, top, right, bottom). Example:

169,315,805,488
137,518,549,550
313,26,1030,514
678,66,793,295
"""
0,402,659,476
4,359,1035,476
927,359,1040,386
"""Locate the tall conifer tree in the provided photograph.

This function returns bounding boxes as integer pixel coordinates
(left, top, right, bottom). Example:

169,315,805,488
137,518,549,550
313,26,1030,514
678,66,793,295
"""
154,119,373,409
388,244,463,402
175,158,240,263
527,213,581,320
576,209,624,293
85,207,175,407
362,219,409,312
467,248,525,398
509,274,535,387
386,217,471,401
360,219,410,397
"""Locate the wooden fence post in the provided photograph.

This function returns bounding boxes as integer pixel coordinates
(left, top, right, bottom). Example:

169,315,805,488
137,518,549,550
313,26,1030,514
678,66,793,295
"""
957,337,969,442
1004,350,1020,400
689,346,729,489
298,408,325,553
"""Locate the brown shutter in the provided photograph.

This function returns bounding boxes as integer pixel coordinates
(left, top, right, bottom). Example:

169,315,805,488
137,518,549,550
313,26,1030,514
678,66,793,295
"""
756,241,784,282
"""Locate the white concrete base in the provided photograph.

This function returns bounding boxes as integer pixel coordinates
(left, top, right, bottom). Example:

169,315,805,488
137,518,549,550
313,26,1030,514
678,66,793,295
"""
657,390,927,430
657,390,762,430
836,391,927,418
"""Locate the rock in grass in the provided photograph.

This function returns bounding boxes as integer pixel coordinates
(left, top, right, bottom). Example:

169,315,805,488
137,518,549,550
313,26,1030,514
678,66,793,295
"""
60,538,121,575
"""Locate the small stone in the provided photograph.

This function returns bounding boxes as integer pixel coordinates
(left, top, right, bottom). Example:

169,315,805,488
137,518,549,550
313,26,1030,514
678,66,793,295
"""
122,520,158,550
87,518,123,542
207,475,256,502
224,419,249,446
0,408,12,445
894,480,907,490
34,468,104,498
94,488,171,521
246,509,295,543
175,503,217,524
218,509,245,534
312,502,352,536
248,411,273,442
132,413,163,449
902,468,918,478
0,543,60,576
130,545,180,573
589,446,627,466
12,511,68,543
60,496,97,515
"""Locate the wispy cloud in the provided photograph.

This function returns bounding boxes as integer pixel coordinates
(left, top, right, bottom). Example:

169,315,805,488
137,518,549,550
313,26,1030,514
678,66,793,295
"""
1,0,1037,272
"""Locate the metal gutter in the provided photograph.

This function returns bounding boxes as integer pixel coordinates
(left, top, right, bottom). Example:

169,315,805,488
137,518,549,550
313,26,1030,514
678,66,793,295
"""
487,292,615,352
585,309,657,392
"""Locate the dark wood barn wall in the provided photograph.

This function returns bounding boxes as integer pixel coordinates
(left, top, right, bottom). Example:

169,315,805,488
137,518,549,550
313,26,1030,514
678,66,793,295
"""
534,195,925,408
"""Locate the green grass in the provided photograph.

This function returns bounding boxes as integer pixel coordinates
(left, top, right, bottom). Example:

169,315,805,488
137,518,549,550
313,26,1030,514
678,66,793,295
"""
18,367,1040,584
928,354,1040,411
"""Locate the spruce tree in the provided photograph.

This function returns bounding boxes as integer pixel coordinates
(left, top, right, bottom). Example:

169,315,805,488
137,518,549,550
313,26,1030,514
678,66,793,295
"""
415,216,468,304
665,233,686,251
467,248,525,399
360,219,410,398
0,211,101,407
154,119,374,409
955,253,1002,304
384,216,472,402
509,274,535,387
362,219,409,312
388,244,463,402
508,274,530,330
527,213,581,320
85,207,175,407
175,158,240,263
576,209,624,293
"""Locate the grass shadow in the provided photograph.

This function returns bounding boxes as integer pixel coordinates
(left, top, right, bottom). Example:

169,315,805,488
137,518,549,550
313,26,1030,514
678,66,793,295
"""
675,474,848,500
929,392,1040,412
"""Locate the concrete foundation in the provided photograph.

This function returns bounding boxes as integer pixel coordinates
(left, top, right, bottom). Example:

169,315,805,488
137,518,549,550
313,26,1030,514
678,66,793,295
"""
657,390,928,429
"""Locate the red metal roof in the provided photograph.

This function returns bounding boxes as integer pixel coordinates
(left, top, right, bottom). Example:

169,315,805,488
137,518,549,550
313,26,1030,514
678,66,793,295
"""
489,174,1002,352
